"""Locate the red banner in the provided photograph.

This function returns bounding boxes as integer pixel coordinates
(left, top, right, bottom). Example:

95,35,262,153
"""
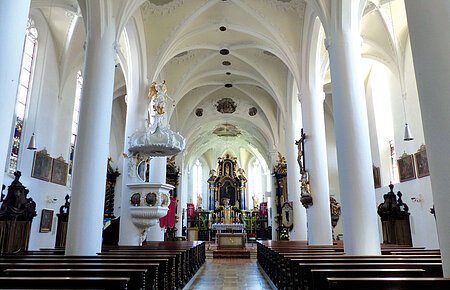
259,202,268,217
187,203,196,220
160,198,177,228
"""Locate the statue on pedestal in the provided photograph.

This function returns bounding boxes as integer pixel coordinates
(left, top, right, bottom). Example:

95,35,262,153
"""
222,197,231,224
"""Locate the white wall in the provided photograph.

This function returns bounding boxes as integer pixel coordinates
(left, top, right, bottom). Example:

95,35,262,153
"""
366,37,438,248
0,9,127,250
1,10,75,250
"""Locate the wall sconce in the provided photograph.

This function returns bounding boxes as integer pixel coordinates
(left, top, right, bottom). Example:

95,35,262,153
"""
410,194,423,203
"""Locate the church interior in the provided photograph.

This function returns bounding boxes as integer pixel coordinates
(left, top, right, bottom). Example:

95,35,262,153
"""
1,0,450,289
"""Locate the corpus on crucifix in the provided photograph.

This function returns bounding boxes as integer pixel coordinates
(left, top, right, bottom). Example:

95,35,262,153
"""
295,128,306,174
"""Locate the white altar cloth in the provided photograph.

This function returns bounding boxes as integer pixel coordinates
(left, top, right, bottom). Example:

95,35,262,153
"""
211,223,244,233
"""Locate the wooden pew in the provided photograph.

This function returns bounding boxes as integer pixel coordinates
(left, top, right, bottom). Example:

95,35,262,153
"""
98,251,180,288
0,276,129,289
327,277,450,290
0,241,205,290
298,262,443,290
311,268,426,290
4,268,146,290
0,262,160,290
0,256,169,289
257,241,440,289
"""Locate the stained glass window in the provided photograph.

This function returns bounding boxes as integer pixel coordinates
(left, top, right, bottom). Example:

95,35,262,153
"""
9,19,37,173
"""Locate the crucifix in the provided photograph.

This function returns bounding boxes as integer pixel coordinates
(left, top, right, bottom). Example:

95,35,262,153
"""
295,128,306,174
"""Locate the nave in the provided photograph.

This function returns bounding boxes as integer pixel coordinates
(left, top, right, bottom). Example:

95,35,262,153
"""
185,258,272,290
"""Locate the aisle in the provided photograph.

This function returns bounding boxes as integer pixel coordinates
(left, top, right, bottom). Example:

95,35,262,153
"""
184,258,273,290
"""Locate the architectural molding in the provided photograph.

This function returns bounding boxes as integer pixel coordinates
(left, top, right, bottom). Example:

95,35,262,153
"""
141,0,185,16
263,0,306,13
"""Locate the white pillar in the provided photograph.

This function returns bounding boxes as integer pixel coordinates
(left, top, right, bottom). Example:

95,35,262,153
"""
0,0,31,184
404,0,450,277
118,87,148,246
178,161,189,237
285,116,307,240
117,18,150,245
268,150,278,240
146,222,165,241
65,24,116,256
326,11,381,255
146,156,168,241
301,90,333,245
149,157,167,183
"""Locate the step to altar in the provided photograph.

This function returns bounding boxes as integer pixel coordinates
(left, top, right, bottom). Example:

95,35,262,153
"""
212,249,251,259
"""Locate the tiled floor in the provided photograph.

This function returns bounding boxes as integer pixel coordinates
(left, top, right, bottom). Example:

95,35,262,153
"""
185,258,273,290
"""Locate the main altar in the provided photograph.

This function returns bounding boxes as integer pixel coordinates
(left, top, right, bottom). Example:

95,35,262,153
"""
186,154,271,242
207,154,247,210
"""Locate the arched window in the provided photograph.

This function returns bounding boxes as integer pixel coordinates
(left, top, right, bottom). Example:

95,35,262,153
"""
8,19,38,173
249,158,263,207
67,70,82,187
192,159,203,207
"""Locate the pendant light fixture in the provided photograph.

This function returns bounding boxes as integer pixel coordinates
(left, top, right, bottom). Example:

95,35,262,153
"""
388,1,413,142
27,133,36,150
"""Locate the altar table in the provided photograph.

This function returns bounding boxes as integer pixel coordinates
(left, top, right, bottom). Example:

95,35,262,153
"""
217,233,246,249
211,223,244,233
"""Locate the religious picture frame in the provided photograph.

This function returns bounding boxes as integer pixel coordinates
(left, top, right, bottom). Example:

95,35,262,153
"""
50,157,69,186
281,202,294,230
373,165,381,188
414,145,430,178
397,153,416,182
31,149,53,182
39,209,54,233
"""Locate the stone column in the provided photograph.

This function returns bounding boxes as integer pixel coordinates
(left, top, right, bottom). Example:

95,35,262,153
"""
146,156,168,241
285,109,307,240
118,88,148,246
325,1,381,255
300,90,333,245
0,0,31,185
268,150,278,240
178,162,189,237
117,19,149,246
148,156,176,242
65,22,116,255
405,0,450,277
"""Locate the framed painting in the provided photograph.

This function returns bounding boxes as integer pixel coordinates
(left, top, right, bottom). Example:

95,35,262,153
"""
31,149,52,182
373,165,381,188
39,209,54,233
397,153,416,182
414,145,430,178
51,157,69,186
281,202,294,230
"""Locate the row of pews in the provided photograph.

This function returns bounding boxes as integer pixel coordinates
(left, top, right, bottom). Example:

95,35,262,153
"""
257,240,449,290
0,241,205,289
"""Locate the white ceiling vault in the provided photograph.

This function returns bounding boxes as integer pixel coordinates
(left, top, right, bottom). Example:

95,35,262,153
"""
140,0,306,169
30,0,409,170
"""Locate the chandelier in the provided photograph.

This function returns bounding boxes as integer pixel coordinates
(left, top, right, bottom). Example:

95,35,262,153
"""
128,81,185,157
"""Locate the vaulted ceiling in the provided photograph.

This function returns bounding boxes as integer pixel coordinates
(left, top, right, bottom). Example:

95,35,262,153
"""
32,0,408,169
